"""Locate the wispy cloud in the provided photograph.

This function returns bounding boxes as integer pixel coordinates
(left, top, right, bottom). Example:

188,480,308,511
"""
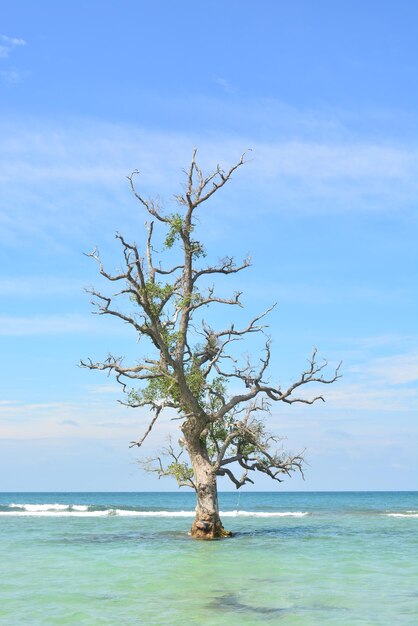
252,141,416,181
215,77,235,94
0,35,26,84
0,34,26,59
1,118,416,249
0,401,72,416
0,314,129,336
268,336,418,414
348,353,418,385
1,123,415,186
349,334,418,350
0,69,20,84
0,276,83,297
86,384,121,395
0,397,176,443
323,346,418,412
244,280,414,307
324,383,417,412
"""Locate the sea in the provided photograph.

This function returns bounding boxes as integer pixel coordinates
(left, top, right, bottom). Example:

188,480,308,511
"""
0,491,416,625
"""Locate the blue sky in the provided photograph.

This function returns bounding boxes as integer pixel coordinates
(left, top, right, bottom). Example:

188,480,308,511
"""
1,0,417,491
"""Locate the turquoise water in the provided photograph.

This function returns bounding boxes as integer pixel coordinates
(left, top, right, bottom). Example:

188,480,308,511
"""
1,492,417,625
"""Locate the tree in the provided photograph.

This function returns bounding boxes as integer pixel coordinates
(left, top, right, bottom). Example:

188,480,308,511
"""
81,151,341,539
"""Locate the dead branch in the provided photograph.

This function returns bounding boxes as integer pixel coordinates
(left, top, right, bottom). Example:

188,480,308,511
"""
129,405,163,448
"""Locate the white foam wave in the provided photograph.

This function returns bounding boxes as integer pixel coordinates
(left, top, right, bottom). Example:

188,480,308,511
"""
1,508,309,518
8,503,89,512
113,509,194,517
1,510,111,517
113,510,309,518
0,509,194,517
220,510,309,518
384,512,418,518
10,503,70,511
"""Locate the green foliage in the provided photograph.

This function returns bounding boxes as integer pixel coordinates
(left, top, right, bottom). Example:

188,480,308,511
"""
206,412,269,461
166,460,194,485
139,280,174,316
174,290,203,310
164,213,206,258
205,376,226,413
143,280,174,301
129,375,174,407
129,364,206,413
186,366,205,399
190,240,207,258
206,412,234,459
164,213,184,249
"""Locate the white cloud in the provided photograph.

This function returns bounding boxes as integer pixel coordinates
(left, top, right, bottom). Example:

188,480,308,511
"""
0,69,20,84
0,35,26,48
324,383,417,412
252,141,416,181
0,276,83,296
215,77,234,94
1,123,415,186
0,401,72,416
321,345,418,411
0,314,130,336
350,334,417,350
0,35,26,57
0,397,176,443
1,118,416,250
86,384,121,395
349,353,418,385
244,280,414,307
60,419,79,427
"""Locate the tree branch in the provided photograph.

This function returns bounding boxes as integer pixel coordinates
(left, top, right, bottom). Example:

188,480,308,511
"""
129,405,163,448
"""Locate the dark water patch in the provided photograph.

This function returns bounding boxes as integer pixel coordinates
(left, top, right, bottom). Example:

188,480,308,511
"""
47,532,150,544
209,592,349,618
233,524,327,538
248,577,279,585
208,593,286,617
47,528,192,545
298,603,349,613
233,522,404,541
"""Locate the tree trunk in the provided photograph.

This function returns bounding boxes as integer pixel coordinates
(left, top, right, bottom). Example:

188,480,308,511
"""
186,435,232,539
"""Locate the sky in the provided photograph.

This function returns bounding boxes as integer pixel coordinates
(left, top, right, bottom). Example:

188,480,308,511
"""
0,0,417,492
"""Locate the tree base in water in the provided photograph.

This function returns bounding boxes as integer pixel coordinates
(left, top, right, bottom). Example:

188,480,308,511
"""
190,515,233,539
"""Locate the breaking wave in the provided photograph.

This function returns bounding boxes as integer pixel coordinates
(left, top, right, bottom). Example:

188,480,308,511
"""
0,505,309,518
4,504,417,518
383,512,418,518
221,511,309,518
9,504,88,512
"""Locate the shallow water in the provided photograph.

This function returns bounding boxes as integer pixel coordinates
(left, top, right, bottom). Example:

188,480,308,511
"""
1,492,417,625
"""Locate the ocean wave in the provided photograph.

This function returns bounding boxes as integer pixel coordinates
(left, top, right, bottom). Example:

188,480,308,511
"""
0,510,113,517
220,511,309,518
9,504,88,512
1,507,308,518
383,512,418,518
0,509,194,517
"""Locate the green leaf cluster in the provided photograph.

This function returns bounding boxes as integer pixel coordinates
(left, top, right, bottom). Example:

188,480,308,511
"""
166,461,194,485
164,213,206,258
140,280,174,316
164,213,184,249
129,364,206,412
190,240,207,258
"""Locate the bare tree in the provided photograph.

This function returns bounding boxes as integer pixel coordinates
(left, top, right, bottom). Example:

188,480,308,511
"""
81,151,341,539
